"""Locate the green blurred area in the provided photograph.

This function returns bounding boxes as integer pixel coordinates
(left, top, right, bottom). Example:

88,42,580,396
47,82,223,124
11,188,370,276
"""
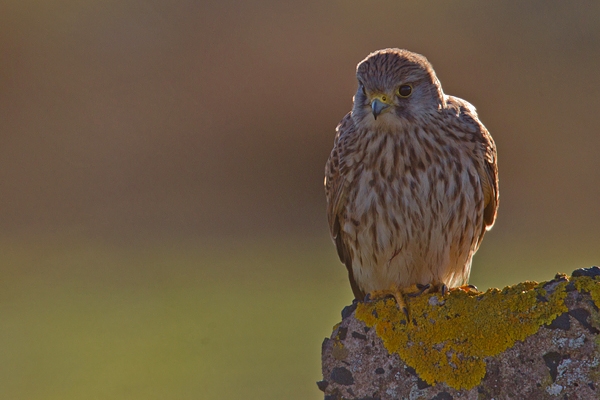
1,234,597,399
0,235,349,399
1,0,599,398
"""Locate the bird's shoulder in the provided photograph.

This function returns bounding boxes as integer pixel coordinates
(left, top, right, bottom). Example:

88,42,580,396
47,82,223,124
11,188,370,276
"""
325,112,357,186
333,112,356,149
442,95,485,134
442,95,496,158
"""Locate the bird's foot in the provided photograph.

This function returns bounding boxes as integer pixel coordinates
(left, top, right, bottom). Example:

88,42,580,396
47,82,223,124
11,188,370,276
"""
423,283,479,296
366,283,433,321
407,283,433,297
449,284,481,295
366,286,410,320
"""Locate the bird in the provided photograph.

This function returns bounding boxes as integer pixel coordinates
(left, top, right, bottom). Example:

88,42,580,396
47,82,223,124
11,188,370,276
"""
324,48,498,317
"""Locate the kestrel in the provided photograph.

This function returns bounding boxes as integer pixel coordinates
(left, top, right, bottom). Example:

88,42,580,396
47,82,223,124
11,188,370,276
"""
324,49,498,315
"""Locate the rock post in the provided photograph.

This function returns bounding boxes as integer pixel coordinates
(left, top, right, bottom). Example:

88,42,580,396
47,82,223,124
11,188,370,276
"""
319,268,600,399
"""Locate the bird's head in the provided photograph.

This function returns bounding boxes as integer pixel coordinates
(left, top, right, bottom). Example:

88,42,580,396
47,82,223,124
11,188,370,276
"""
352,49,445,128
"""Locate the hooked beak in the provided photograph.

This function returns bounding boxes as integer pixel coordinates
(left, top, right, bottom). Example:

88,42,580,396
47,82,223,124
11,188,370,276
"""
371,96,391,119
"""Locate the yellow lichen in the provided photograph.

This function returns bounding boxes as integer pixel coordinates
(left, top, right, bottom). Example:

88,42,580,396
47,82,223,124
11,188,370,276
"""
573,276,600,308
355,280,569,390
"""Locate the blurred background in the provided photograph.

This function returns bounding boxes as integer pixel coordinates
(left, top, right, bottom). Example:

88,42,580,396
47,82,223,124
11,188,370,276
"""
1,1,599,398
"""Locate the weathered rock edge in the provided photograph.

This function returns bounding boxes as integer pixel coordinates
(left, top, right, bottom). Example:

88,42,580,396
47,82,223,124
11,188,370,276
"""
319,267,600,400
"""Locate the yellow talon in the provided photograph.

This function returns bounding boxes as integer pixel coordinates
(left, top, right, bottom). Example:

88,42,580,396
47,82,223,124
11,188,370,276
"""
366,283,449,321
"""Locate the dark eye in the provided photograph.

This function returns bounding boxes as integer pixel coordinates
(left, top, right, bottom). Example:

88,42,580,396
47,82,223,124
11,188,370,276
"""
397,84,412,98
360,84,367,96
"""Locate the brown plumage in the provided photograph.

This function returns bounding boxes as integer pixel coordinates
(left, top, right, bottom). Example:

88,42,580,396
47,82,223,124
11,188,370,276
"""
324,49,498,303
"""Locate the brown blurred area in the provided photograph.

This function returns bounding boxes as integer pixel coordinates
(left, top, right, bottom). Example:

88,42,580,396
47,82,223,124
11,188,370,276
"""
1,0,599,246
1,2,599,398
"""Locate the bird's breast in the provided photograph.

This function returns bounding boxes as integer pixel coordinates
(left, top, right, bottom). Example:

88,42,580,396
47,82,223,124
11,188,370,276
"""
342,126,483,260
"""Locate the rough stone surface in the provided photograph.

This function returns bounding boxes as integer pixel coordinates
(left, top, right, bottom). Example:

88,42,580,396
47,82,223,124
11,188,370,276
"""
320,270,600,399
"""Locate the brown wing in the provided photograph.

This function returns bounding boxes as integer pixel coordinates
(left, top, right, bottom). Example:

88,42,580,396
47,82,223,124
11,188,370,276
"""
325,113,350,239
324,113,365,300
450,97,499,242
480,127,499,230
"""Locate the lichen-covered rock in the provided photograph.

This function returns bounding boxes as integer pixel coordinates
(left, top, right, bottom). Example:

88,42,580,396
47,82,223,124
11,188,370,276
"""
320,269,600,399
